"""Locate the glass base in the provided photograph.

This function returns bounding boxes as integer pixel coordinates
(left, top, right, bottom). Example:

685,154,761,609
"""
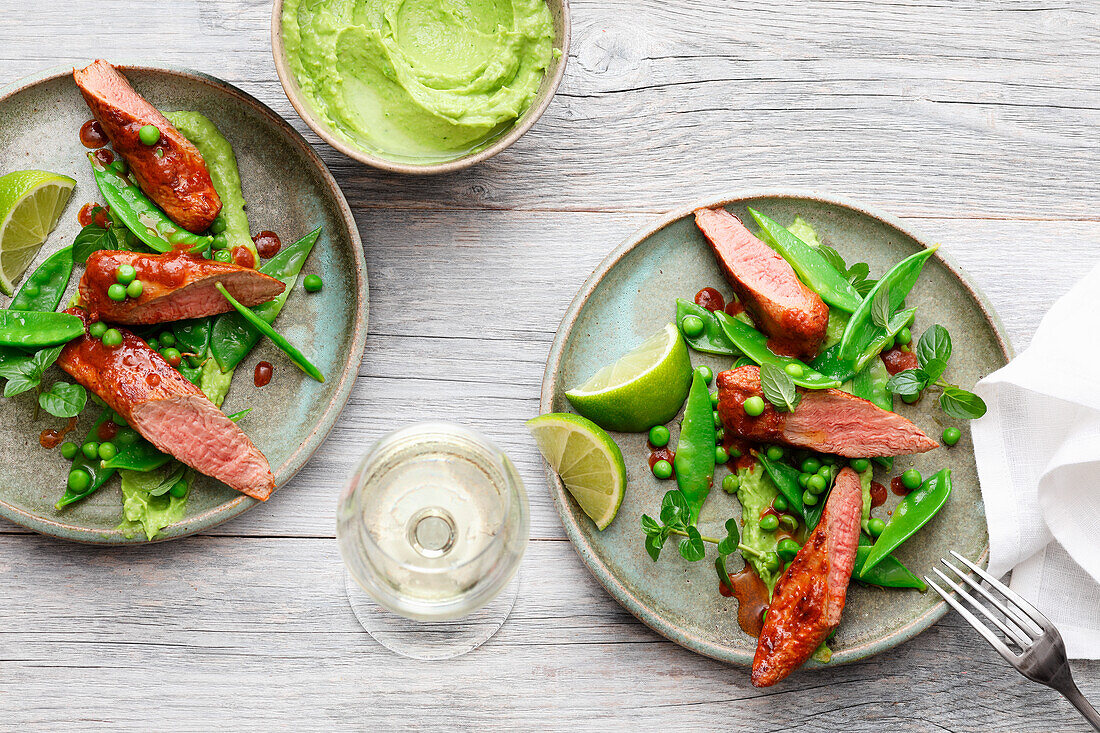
344,569,520,660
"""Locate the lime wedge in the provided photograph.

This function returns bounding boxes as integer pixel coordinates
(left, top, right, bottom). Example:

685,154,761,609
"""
0,170,76,295
565,323,692,432
527,413,627,530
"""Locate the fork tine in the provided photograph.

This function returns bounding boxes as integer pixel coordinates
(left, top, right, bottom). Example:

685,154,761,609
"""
940,559,1036,647
926,576,1018,663
931,568,1032,649
950,550,1048,634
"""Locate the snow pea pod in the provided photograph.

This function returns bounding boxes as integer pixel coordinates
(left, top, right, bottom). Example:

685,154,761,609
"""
749,208,862,313
852,357,893,412
853,533,926,590
860,467,952,575
210,227,321,372
812,306,917,383
56,409,116,508
88,154,212,253
10,246,73,312
214,283,324,382
756,449,805,521
0,311,83,348
673,371,716,525
714,311,841,389
675,299,738,356
172,318,211,360
839,247,937,361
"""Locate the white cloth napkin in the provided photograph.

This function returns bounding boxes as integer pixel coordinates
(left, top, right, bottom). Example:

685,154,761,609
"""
972,263,1100,658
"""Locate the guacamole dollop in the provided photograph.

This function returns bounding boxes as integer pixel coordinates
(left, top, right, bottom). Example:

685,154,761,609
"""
282,0,555,163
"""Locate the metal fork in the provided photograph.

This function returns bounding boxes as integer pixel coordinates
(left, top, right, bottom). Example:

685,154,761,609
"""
927,550,1100,730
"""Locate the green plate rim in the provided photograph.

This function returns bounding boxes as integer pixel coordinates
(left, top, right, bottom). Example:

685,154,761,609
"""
539,190,1011,667
0,62,369,544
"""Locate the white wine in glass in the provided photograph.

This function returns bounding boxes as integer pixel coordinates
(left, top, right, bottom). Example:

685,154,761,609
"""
337,423,529,658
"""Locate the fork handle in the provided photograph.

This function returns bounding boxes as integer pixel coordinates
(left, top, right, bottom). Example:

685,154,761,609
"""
1058,679,1100,731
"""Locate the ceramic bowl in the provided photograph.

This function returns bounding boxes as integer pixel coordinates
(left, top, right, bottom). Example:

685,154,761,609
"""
270,0,570,174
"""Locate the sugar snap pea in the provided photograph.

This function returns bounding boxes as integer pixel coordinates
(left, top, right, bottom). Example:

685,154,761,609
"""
210,227,321,372
853,533,926,590
749,208,862,313
860,467,952,575
56,409,116,508
215,283,324,382
89,153,212,253
756,449,805,520
851,357,893,412
714,311,841,389
10,246,73,312
675,299,738,355
673,371,716,525
812,306,917,383
0,311,83,348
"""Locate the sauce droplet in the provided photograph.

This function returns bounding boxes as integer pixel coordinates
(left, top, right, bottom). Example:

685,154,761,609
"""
232,246,256,268
694,287,725,312
870,480,888,508
79,119,108,149
39,416,79,449
881,347,919,376
93,148,114,166
647,446,675,471
97,420,119,442
146,373,161,387
890,475,913,496
254,361,273,387
252,231,282,259
78,203,111,228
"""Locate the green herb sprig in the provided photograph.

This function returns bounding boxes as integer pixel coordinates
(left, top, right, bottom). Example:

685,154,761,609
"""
885,324,987,419
641,490,740,565
759,362,801,412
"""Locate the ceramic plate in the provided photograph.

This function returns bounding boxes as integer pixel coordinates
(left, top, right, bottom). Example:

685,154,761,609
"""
0,63,368,543
541,192,1009,667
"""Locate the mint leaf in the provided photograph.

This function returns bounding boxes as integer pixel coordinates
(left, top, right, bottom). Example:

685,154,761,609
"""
759,362,801,412
660,490,689,526
940,387,987,420
645,532,665,561
149,464,187,497
871,284,893,329
38,381,87,418
917,325,952,380
886,369,930,397
717,517,740,555
640,514,662,536
678,526,706,562
73,222,123,265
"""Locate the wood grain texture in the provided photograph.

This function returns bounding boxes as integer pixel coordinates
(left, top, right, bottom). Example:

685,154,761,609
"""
1,0,1099,729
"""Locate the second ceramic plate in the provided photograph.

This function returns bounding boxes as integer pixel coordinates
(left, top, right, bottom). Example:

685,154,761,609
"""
540,192,1008,668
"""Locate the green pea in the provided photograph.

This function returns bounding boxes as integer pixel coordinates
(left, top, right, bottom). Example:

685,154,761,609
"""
722,473,740,493
901,469,922,490
22,282,40,298
696,365,713,385
681,314,705,338
81,442,100,460
773,495,788,512
712,410,722,428
138,124,161,146
883,336,896,351
710,391,719,408
715,446,729,464
851,458,870,472
801,457,821,473
897,327,912,346
942,427,961,446
807,475,827,494
116,264,136,285
784,363,804,378
169,480,189,499
901,392,920,404
777,538,801,561
161,347,182,365
67,469,91,492
89,321,108,339
107,283,127,301
728,447,742,459
798,472,810,488
802,490,818,506
102,329,123,348
212,232,229,249
96,442,116,461
110,412,127,428
159,332,176,348
817,464,832,479
759,514,779,531
60,442,79,460
652,459,673,480
210,217,227,234
303,274,324,293
867,517,887,537
743,396,765,416
214,249,233,263
126,280,144,298
763,552,781,572
766,446,783,461
648,425,670,448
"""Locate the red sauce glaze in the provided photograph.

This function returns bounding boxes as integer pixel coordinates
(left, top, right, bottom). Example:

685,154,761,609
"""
648,446,675,472
881,347,919,375
79,120,108,149
724,300,744,317
254,361,273,388
39,416,79,449
890,475,914,496
93,148,114,166
695,287,725,312
719,565,770,638
870,481,888,508
78,203,111,228
97,420,119,442
232,246,256,268
252,231,282,259
716,368,785,447
146,373,161,388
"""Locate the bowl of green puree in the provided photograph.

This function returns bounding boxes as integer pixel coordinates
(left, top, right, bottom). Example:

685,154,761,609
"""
273,0,569,173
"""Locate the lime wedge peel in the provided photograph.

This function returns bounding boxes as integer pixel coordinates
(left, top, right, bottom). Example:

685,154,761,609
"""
527,413,628,530
0,170,76,295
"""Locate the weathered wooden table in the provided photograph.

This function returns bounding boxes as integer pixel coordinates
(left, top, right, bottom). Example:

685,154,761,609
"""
2,1,1098,729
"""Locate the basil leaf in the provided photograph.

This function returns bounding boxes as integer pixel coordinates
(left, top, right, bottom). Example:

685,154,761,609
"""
678,526,706,562
759,362,801,412
148,464,187,497
645,532,665,562
940,387,987,420
886,368,930,397
871,284,892,329
917,325,952,380
38,381,87,418
640,514,662,536
73,222,123,265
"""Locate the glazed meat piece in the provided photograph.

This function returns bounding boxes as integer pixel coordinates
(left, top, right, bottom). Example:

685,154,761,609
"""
74,60,221,233
57,309,275,500
751,467,863,687
716,366,937,457
695,207,829,359
80,250,284,325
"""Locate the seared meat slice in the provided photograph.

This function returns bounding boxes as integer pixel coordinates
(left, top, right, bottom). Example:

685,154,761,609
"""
74,60,221,233
695,207,829,359
716,366,937,457
752,467,863,687
80,250,284,325
57,309,274,500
